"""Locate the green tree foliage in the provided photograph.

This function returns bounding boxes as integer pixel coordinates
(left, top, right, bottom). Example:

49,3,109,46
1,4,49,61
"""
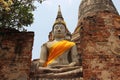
0,0,45,31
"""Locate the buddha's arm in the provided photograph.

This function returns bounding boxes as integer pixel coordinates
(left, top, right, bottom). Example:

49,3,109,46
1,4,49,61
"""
69,45,79,66
39,43,48,66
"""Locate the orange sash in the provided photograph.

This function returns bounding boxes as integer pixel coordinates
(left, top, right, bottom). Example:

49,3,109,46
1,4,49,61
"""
43,40,75,67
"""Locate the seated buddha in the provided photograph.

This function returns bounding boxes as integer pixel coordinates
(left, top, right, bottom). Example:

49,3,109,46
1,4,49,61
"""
34,6,82,78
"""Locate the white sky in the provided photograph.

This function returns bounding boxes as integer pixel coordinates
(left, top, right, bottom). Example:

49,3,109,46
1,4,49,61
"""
26,0,120,60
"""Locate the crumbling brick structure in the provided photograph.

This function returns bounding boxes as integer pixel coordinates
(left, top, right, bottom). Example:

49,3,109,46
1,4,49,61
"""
0,29,34,80
72,0,120,80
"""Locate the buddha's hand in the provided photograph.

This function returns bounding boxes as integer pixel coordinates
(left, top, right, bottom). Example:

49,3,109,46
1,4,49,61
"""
69,62,77,66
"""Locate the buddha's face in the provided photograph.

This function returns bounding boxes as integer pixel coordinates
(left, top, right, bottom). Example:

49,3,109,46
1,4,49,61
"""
53,24,66,38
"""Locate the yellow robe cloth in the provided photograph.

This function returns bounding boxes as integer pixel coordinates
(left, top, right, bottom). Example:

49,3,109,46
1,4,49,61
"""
43,40,75,67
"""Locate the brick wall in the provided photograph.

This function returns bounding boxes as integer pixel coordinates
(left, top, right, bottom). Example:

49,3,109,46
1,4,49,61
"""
79,11,120,80
0,30,34,80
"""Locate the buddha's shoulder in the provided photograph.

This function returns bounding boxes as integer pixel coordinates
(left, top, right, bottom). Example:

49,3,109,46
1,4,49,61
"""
45,41,56,44
42,41,56,48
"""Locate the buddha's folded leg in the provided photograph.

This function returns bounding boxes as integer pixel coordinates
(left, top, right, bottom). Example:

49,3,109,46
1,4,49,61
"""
37,66,82,73
38,66,82,78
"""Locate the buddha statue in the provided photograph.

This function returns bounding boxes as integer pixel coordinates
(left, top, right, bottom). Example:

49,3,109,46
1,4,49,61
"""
34,6,82,78
39,21,79,68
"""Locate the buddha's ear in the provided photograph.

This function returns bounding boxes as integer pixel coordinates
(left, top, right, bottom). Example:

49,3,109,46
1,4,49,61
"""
52,31,55,38
65,31,67,35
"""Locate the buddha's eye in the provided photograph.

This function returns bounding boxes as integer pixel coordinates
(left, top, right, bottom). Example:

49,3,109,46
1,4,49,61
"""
54,26,59,29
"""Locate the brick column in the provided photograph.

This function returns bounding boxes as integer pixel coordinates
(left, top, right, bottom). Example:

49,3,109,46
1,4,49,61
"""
79,11,120,80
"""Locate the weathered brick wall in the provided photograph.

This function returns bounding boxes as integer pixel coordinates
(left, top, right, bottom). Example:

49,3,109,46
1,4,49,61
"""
79,11,120,80
0,31,34,80
78,0,118,20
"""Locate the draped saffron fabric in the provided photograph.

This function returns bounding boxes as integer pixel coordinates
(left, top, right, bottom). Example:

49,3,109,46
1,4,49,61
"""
43,40,75,67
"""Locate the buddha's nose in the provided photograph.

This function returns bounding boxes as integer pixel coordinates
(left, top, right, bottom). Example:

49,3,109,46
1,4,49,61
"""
58,29,61,32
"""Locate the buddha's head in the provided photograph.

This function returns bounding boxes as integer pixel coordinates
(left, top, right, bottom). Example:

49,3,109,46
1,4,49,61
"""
51,5,70,39
52,20,68,39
